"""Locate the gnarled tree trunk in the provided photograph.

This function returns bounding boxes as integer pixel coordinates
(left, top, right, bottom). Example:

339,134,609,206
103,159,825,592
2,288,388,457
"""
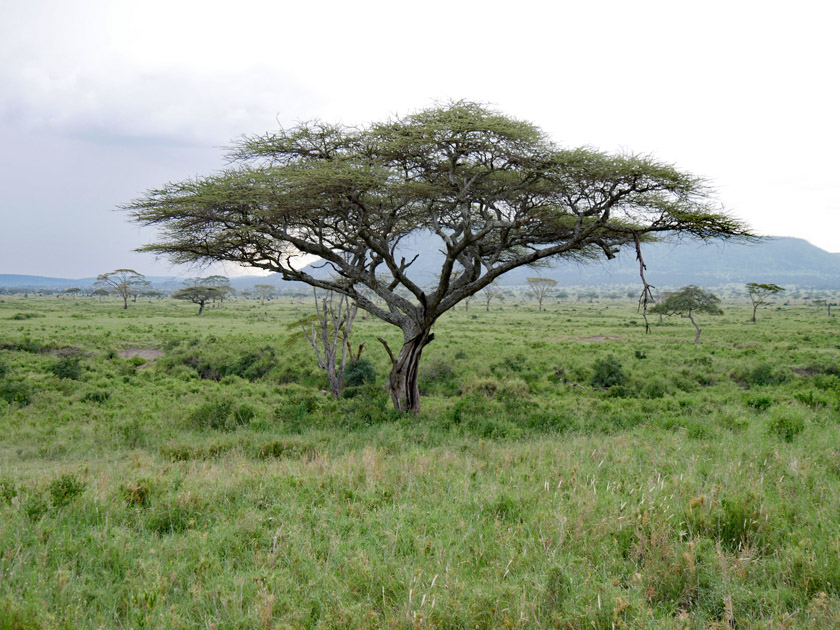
379,328,434,413
683,312,702,343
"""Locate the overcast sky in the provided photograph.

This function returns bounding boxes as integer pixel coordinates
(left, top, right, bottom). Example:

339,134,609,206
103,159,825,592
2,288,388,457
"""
1,0,838,279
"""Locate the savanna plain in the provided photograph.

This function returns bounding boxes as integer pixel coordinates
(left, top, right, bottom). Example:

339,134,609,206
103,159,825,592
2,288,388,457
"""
1,293,839,629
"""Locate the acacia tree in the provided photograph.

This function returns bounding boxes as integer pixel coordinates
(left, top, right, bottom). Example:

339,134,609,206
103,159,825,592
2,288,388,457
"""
746,282,784,322
255,284,275,306
812,298,837,317
172,285,228,314
649,285,722,343
526,277,558,311
94,269,146,309
125,102,750,412
480,283,505,312
186,275,234,305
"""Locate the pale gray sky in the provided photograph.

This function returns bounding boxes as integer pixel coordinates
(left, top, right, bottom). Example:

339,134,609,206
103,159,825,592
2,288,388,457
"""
1,0,838,278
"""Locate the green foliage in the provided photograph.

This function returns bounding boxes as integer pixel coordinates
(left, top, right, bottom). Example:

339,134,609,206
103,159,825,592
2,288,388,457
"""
0,380,31,406
47,474,86,508
2,296,840,628
188,397,257,431
343,357,377,389
767,408,806,442
733,362,790,387
650,285,723,317
48,356,82,380
590,355,627,388
0,478,17,505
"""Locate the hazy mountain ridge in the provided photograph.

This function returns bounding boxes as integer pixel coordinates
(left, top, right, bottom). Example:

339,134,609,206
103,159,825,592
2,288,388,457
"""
3,237,839,290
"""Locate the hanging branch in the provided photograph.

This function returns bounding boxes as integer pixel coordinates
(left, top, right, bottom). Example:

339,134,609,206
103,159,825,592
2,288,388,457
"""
634,232,655,334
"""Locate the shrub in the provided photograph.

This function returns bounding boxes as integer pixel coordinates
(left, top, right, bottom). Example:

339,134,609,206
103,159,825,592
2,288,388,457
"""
591,355,627,388
0,477,17,505
49,356,82,380
81,390,110,404
0,380,31,406
745,394,774,411
767,408,806,442
235,346,276,380
189,397,256,431
48,474,86,508
22,493,48,521
344,357,377,388
732,362,789,388
122,479,154,508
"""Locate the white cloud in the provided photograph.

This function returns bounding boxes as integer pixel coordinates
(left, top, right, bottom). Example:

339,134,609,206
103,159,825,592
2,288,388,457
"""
1,0,839,279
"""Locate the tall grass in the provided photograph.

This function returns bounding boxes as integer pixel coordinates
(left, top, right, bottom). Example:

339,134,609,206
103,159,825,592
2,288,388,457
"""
1,294,838,628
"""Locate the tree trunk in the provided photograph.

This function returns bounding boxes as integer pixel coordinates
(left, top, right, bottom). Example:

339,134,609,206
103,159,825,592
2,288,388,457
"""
381,328,434,413
198,301,205,315
684,312,701,343
751,304,758,323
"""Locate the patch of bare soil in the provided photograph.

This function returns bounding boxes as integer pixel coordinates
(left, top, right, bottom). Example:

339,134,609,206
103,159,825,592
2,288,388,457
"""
580,335,620,342
118,347,164,360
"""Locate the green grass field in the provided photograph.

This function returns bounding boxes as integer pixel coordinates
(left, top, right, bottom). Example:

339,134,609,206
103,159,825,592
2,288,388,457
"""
1,294,839,629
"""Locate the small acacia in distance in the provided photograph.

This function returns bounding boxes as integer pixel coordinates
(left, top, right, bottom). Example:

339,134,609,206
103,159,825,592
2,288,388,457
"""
526,277,558,311
172,286,228,315
94,269,146,310
254,284,275,306
650,285,723,343
125,101,752,413
746,282,785,323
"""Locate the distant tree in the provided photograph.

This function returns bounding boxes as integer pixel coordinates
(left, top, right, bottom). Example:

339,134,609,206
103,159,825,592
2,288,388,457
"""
141,289,165,301
746,282,785,322
650,285,722,343
480,283,505,312
94,269,146,309
812,298,837,317
578,290,599,303
172,286,227,314
64,287,81,298
301,290,358,398
91,287,109,301
255,284,275,306
527,277,557,311
556,290,569,300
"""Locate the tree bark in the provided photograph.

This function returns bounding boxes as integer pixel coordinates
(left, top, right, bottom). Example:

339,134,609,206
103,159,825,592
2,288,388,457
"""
751,303,758,323
683,312,701,343
380,329,434,413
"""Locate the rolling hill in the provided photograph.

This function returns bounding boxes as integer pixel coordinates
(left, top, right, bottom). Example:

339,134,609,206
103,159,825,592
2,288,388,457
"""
2,237,839,291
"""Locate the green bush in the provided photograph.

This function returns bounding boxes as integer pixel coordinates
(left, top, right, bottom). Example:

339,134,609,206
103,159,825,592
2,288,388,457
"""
767,408,806,442
189,397,256,431
344,357,377,388
49,356,82,380
0,380,31,405
745,394,774,411
591,355,627,388
732,362,789,388
48,474,87,508
22,493,48,521
0,477,17,505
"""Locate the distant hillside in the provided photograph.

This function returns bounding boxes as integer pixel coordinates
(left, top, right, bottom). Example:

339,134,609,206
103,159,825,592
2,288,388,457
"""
298,235,840,289
0,275,182,291
3,237,839,291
